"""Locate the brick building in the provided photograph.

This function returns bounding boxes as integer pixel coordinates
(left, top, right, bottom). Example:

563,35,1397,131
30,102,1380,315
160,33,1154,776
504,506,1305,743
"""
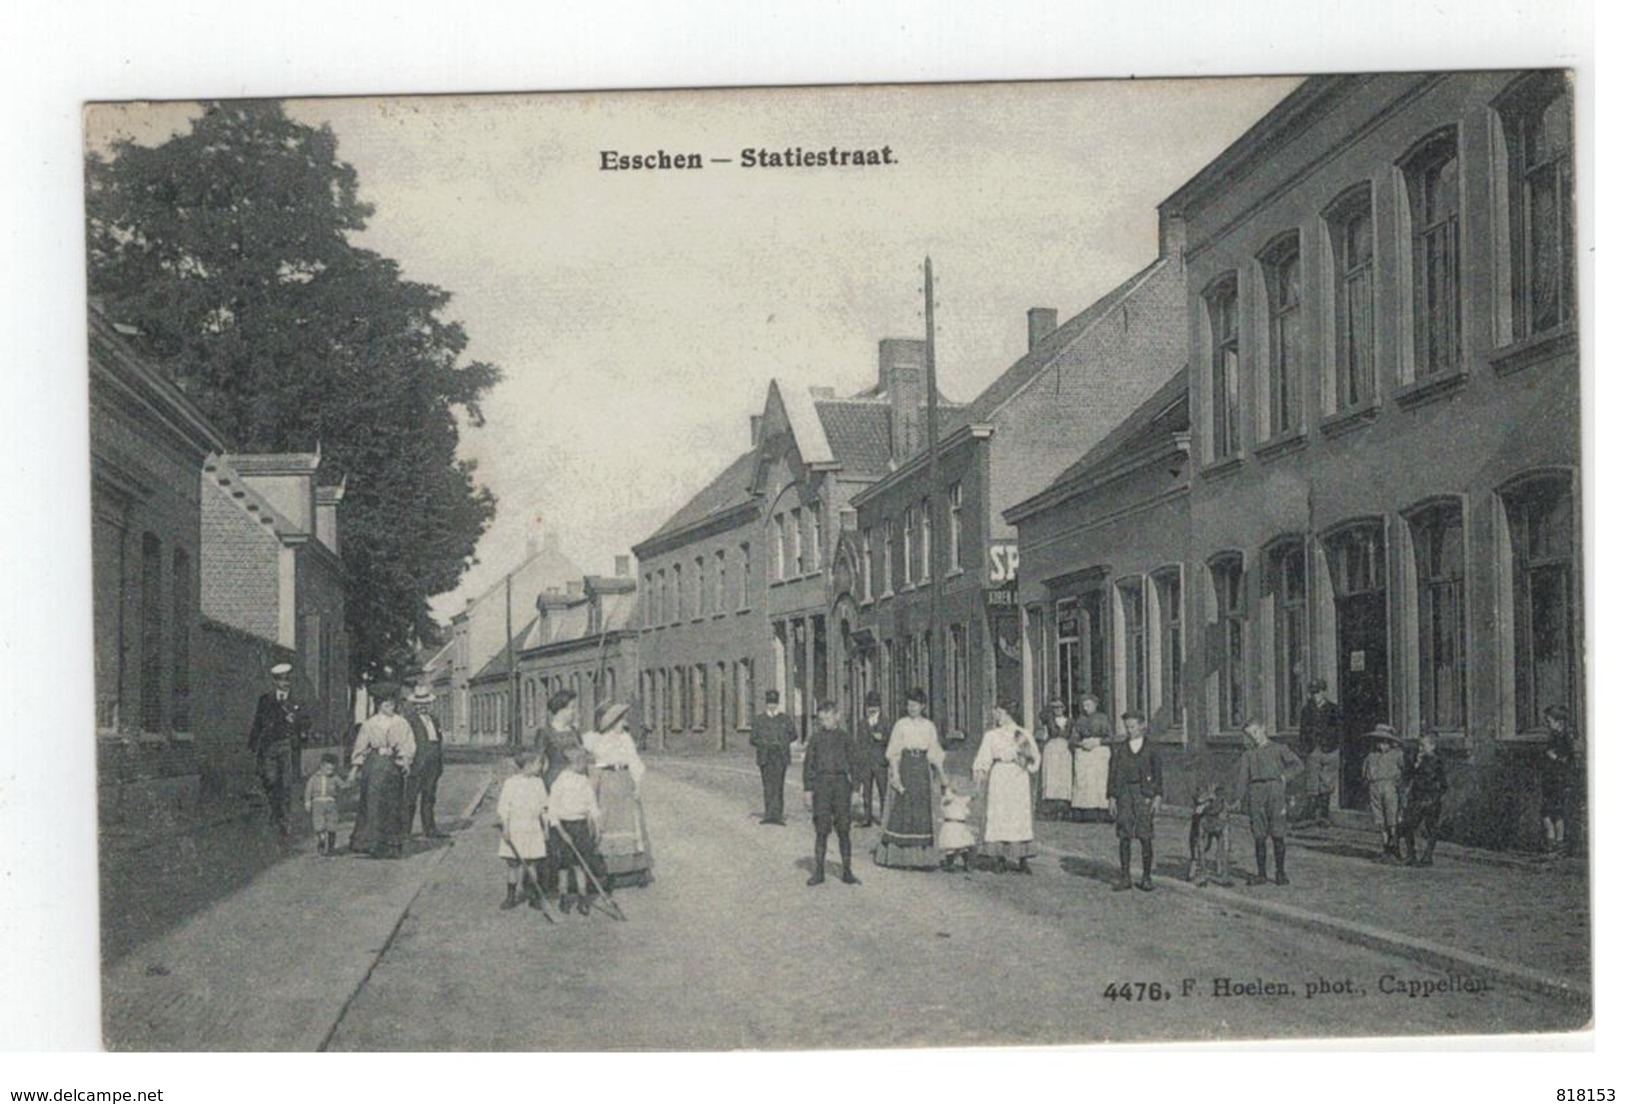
1007,71,1580,849
632,343,940,751
836,249,1186,741
444,529,581,745
198,451,349,779
90,303,226,827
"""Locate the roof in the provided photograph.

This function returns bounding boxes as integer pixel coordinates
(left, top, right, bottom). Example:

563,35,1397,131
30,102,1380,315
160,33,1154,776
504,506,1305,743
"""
813,399,894,479
636,448,759,550
1052,365,1191,484
88,302,227,457
1006,366,1191,523
778,383,835,466
471,616,540,683
203,454,304,540
959,258,1168,424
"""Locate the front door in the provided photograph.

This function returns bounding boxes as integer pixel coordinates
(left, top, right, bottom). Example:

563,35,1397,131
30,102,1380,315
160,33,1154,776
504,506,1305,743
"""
1328,525,1390,811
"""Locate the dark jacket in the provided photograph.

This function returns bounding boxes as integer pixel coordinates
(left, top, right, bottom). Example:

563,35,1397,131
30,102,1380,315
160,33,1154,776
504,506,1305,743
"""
1406,750,1448,806
1298,697,1343,753
1107,739,1163,799
1235,740,1304,794
248,691,310,755
1070,712,1111,749
750,711,798,765
802,725,856,789
404,712,444,770
860,713,890,765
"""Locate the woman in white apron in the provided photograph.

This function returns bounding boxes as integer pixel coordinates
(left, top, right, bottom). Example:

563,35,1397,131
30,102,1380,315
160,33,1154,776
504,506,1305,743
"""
974,704,1041,872
1038,697,1075,818
1069,693,1113,821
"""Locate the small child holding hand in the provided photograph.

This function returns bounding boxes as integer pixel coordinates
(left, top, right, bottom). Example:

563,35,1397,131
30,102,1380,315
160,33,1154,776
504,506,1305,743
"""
938,788,977,872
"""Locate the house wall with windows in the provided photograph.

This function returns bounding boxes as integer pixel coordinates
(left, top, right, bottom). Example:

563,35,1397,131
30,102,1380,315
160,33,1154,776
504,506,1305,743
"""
1038,69,1584,847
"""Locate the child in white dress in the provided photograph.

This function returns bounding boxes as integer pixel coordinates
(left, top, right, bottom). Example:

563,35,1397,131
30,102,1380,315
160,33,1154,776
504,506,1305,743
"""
938,788,977,872
496,752,553,919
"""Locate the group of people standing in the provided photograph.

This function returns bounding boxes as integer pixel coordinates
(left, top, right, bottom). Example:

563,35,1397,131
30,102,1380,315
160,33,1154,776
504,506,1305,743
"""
494,690,653,920
753,686,1048,885
247,664,446,859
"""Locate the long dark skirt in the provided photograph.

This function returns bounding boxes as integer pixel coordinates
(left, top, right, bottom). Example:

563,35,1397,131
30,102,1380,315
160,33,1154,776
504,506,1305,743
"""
874,750,940,869
349,753,404,856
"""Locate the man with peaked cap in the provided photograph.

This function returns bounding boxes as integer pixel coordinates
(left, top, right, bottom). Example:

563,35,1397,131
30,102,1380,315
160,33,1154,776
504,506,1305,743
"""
854,690,889,827
402,686,447,838
750,689,797,825
1296,678,1342,826
248,661,311,836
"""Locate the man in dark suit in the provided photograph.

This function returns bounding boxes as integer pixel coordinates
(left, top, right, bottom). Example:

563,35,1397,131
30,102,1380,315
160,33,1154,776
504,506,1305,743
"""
402,686,447,838
1107,710,1163,891
750,689,797,825
248,661,311,835
854,690,889,827
1297,678,1343,826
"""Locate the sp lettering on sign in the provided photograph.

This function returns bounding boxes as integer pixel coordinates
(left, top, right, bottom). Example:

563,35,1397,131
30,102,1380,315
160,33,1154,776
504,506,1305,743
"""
988,542,1019,585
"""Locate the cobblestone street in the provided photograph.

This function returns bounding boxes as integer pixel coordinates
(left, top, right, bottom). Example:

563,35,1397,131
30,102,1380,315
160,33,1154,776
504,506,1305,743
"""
110,753,1582,1052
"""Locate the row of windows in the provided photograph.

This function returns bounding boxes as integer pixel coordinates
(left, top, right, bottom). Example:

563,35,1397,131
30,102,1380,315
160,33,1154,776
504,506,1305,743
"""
514,668,620,732
643,542,753,628
859,482,964,602
1042,472,1575,740
772,502,823,582
1204,72,1574,461
855,623,973,736
641,661,756,734
97,528,194,735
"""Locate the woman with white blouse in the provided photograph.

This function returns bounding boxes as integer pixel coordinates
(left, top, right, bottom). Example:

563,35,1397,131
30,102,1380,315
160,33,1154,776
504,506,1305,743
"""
874,687,947,870
973,703,1041,873
583,702,653,887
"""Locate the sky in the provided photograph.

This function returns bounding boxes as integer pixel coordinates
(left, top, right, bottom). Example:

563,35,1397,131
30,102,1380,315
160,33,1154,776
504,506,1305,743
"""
85,77,1300,623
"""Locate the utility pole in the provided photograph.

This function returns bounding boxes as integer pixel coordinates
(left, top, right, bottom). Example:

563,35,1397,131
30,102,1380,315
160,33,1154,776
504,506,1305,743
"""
506,570,519,749
924,257,945,728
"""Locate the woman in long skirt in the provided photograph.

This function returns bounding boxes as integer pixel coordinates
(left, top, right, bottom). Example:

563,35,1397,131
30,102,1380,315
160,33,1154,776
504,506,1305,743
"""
874,687,946,869
975,703,1041,872
583,701,653,887
1038,697,1075,818
1069,693,1113,821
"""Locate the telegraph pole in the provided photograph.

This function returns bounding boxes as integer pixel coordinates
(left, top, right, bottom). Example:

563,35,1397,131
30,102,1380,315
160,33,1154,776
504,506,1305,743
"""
506,570,519,749
924,257,945,727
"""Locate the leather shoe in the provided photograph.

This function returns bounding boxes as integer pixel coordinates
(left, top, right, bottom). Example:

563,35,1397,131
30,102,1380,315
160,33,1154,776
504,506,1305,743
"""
807,871,826,886
1112,878,1133,892
840,870,860,885
1137,877,1154,892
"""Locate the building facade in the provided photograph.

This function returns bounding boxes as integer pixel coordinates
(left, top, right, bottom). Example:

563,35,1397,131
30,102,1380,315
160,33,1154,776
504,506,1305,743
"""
837,249,1187,741
444,530,581,745
632,341,934,751
1008,71,1580,848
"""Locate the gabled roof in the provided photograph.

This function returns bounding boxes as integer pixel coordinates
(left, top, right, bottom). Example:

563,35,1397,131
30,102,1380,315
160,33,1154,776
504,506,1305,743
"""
813,399,893,480
1006,366,1191,523
960,257,1169,424
471,616,540,683
203,454,305,541
777,382,836,467
636,448,760,551
1052,365,1191,485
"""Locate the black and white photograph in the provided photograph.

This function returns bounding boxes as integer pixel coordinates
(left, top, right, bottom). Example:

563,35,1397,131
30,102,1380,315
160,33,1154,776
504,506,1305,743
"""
80,67,1589,1052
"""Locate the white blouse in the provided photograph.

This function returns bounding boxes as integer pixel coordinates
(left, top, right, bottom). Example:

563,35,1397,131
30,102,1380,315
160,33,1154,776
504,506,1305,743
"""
886,716,945,767
584,728,646,788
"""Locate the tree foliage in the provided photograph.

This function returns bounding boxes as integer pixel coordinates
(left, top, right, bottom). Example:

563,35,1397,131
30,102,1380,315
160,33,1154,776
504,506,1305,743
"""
86,100,500,679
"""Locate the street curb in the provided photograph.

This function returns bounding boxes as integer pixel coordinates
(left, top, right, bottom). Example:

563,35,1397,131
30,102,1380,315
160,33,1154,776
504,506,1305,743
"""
317,840,457,1052
1037,842,1590,1007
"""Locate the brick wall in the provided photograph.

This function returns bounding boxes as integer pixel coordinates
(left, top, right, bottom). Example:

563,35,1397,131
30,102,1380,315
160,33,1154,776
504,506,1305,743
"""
200,476,282,643
194,618,294,805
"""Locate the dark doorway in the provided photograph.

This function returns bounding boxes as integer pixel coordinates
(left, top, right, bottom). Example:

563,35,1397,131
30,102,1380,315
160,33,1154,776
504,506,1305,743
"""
1327,525,1390,810
1056,587,1110,714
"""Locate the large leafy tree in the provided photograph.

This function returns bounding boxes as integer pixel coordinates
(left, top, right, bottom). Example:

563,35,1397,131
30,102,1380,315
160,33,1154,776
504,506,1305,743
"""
86,100,500,679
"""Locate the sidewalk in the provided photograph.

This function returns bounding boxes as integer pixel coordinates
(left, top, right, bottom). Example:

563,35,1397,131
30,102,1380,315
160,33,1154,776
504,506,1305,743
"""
102,762,496,1050
1026,806,1590,1002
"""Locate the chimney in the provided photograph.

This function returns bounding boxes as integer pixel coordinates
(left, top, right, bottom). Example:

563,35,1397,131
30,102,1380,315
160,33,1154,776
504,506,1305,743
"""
1158,208,1187,261
1027,308,1058,351
614,555,631,577
749,414,763,446
566,579,585,598
878,338,927,463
